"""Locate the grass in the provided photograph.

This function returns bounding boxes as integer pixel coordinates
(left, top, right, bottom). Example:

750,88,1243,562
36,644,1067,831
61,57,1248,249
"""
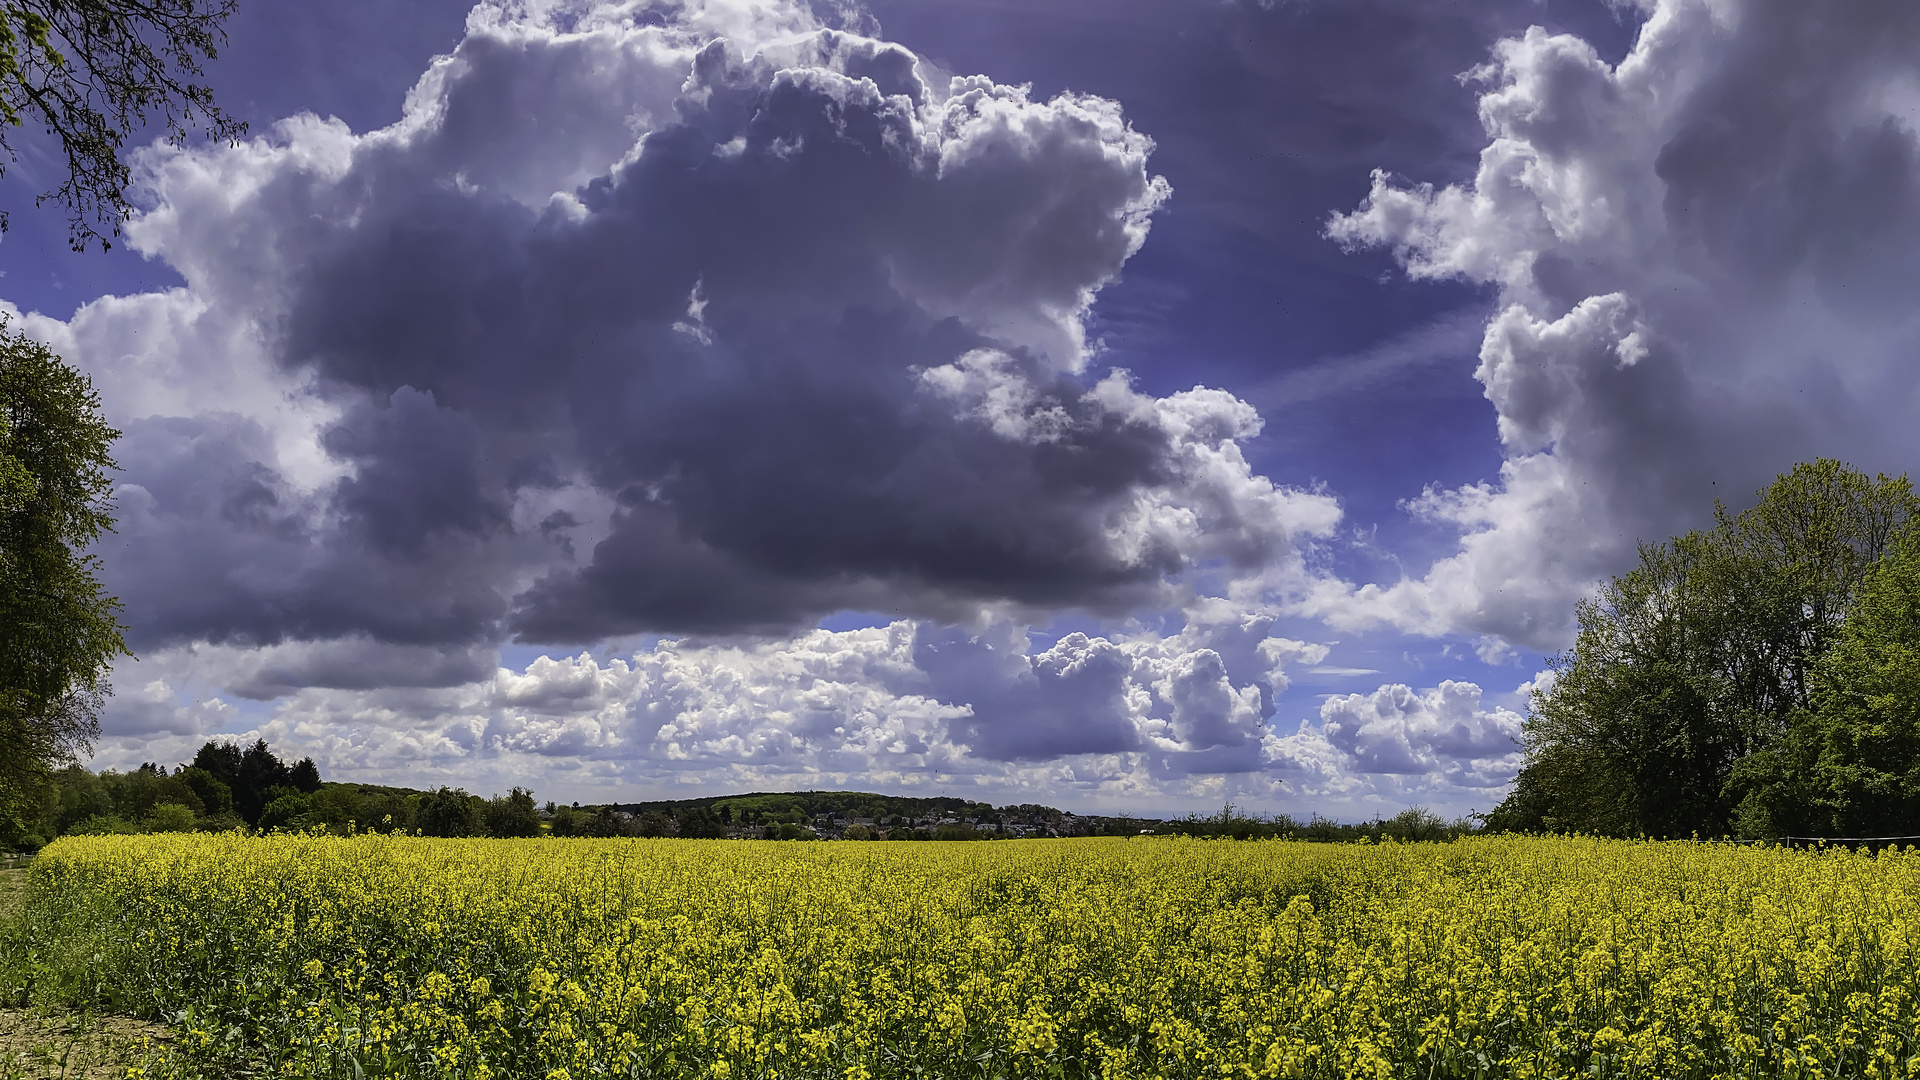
0,869,179,1079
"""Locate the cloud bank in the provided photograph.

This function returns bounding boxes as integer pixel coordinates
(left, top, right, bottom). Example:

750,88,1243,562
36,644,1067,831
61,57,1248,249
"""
45,0,1908,813
106,615,1524,814
8,0,1466,809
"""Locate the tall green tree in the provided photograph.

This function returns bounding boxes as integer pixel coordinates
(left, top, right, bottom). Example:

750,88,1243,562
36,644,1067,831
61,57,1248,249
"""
0,322,126,829
1,0,245,250
189,738,320,825
1806,525,1920,834
1489,460,1918,838
483,787,542,838
1732,523,1920,839
417,786,485,838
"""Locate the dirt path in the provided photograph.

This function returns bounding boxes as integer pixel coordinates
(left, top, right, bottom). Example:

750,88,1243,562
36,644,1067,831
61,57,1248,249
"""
0,870,26,921
0,1010,173,1079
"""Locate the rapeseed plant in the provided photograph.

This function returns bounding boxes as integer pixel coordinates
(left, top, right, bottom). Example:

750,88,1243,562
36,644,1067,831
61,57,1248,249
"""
26,833,1920,1079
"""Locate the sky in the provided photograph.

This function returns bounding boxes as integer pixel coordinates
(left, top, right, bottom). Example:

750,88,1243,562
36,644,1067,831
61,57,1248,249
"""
3,0,1915,819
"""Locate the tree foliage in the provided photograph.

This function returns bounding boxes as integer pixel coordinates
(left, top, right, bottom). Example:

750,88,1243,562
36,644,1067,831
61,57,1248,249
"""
482,787,542,838
189,738,320,826
0,0,244,249
1731,525,1920,839
1489,460,1920,838
674,803,726,838
0,321,126,826
416,785,485,838
1806,530,1920,831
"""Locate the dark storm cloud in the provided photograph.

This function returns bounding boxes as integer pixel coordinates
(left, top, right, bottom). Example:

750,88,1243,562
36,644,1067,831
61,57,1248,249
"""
110,412,515,650
285,34,1182,641
1651,2,1920,309
325,388,514,558
223,638,501,700
79,3,1334,655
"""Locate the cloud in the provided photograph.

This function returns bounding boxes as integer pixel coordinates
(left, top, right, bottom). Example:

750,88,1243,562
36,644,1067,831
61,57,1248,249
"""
221,637,501,700
11,0,1346,658
1317,680,1523,787
1,0,1437,816
105,602,1331,781
15,0,1739,814
1319,0,1920,650
920,596,1316,772
105,678,239,740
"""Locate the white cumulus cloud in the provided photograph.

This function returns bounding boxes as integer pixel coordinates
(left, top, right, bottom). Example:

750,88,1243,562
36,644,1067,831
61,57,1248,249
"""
1319,0,1920,650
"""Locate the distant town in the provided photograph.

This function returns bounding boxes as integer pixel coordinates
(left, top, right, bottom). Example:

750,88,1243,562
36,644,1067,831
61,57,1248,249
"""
584,789,1157,841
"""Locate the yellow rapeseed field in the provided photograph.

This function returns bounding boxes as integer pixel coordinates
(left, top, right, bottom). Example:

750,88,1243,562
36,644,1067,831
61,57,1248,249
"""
27,833,1920,1079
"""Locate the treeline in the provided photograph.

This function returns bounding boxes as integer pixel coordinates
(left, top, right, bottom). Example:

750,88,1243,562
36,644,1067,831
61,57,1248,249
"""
1166,803,1478,842
1,739,550,849
600,790,1152,840
5,740,1490,850
10,739,322,845
1490,460,1920,841
616,790,996,826
611,791,1090,829
0,742,1125,847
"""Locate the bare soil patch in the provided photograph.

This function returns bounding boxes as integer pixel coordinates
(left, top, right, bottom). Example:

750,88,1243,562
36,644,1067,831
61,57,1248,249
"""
0,1009,172,1078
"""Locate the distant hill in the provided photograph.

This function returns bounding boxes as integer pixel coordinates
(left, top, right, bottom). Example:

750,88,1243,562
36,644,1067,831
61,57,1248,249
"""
607,790,1076,827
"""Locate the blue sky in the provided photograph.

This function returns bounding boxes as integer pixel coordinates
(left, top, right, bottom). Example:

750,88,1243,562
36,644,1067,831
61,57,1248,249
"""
5,0,1913,818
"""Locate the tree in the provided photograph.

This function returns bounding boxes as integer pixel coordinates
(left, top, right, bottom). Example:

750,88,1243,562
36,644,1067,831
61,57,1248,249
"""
1808,524,1920,835
175,765,232,817
1,0,245,250
255,785,311,832
416,786,484,838
142,800,194,831
189,738,320,825
634,809,675,838
1731,523,1920,839
114,761,201,819
188,740,240,788
0,322,126,831
674,804,726,839
483,787,542,838
582,804,630,839
0,417,27,513
1490,461,1919,838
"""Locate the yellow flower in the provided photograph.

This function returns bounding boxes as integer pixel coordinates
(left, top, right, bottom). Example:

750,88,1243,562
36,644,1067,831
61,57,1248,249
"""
34,830,1920,1080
